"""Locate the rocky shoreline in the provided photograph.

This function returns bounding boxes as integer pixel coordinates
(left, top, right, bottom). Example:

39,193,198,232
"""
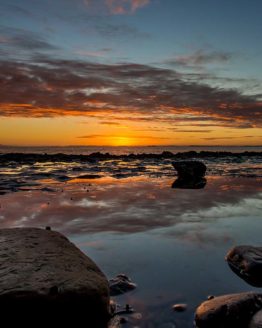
0,150,261,164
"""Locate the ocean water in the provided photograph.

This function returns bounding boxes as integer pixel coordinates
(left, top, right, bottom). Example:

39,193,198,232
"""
0,146,262,327
1,145,262,155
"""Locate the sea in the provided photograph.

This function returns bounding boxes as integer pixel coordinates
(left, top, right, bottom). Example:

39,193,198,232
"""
0,145,262,327
1,145,262,155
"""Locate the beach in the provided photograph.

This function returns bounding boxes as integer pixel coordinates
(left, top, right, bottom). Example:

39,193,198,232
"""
0,147,261,327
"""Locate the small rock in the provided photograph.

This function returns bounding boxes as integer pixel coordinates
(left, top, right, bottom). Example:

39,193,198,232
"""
109,274,137,296
172,303,187,312
207,295,215,300
120,317,128,323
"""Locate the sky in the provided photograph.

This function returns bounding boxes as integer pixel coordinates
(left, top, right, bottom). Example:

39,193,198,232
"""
0,0,261,146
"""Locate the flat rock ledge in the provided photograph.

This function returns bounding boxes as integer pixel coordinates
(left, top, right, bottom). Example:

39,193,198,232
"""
195,292,262,328
0,228,110,326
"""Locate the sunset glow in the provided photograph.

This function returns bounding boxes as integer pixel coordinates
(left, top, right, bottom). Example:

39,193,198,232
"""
0,0,261,146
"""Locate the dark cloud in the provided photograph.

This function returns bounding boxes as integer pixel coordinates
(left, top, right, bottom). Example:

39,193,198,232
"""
165,50,233,67
171,129,213,133
0,26,57,51
0,57,261,128
100,121,121,125
94,21,149,39
202,135,256,140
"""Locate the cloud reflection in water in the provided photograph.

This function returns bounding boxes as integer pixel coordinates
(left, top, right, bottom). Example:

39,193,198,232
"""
0,176,261,243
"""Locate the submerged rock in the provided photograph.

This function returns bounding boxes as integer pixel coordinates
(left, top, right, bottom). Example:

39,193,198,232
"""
0,228,110,326
172,303,187,312
109,274,137,296
195,292,262,328
226,245,262,287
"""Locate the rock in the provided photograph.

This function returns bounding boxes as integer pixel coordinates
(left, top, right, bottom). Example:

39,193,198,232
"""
172,161,207,189
109,274,137,296
172,161,206,179
0,228,110,326
249,309,262,328
108,315,122,328
207,295,215,300
195,292,262,328
226,245,262,287
172,303,187,312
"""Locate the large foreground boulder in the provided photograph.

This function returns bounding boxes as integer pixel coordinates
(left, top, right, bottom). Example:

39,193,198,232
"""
226,245,262,287
0,228,110,326
195,292,262,328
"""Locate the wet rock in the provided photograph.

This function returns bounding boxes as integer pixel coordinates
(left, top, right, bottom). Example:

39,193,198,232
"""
172,161,207,189
172,161,206,179
108,315,122,328
172,303,187,312
226,246,262,287
249,309,262,328
0,228,110,326
109,274,137,296
195,292,262,328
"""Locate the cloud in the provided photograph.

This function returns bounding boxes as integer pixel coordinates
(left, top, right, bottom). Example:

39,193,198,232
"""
84,0,150,14
0,57,261,129
105,0,150,14
202,136,256,140
0,26,57,51
77,134,171,139
100,121,121,125
166,50,232,67
75,48,112,58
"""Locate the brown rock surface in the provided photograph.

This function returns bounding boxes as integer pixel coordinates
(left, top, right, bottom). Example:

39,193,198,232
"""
0,227,110,326
226,245,262,287
249,309,262,328
195,292,262,328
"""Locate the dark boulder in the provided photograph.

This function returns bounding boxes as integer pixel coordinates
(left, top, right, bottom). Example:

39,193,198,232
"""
172,161,206,179
0,228,110,326
226,245,262,287
195,292,262,328
172,161,207,189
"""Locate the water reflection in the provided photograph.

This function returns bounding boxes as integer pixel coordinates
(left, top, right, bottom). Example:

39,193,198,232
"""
0,176,262,327
171,177,207,189
0,176,261,240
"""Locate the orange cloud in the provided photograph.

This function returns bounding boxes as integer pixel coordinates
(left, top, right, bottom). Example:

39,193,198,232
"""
0,59,261,130
105,0,150,14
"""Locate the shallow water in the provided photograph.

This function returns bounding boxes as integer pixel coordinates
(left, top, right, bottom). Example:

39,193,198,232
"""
0,175,261,327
